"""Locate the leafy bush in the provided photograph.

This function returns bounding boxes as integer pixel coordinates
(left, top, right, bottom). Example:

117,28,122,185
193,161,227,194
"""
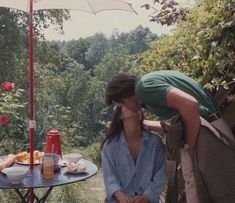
0,82,28,153
139,0,235,92
83,142,102,168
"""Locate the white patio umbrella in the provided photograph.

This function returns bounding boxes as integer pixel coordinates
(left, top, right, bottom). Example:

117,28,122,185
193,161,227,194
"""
0,0,137,13
0,0,136,165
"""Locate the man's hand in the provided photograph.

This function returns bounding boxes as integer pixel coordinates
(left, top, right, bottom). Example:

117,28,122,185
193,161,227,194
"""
143,120,164,133
114,191,133,203
132,194,149,203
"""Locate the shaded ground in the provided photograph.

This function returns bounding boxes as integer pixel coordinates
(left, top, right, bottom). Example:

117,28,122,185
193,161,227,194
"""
78,169,106,203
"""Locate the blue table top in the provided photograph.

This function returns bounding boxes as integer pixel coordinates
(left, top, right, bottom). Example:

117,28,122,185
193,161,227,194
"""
0,158,98,189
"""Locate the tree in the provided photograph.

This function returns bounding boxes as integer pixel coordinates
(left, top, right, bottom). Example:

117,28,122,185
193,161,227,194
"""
85,33,109,70
109,26,158,54
94,52,132,82
0,8,70,83
0,9,28,83
125,25,158,54
66,38,91,68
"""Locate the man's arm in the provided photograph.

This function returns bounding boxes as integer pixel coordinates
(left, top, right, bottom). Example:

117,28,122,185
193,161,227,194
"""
166,87,200,149
143,120,164,133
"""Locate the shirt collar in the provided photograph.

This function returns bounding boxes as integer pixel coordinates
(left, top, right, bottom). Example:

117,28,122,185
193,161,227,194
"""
120,130,126,144
120,130,149,144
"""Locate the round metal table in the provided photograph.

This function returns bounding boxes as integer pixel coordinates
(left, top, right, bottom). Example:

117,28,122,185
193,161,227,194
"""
0,158,98,203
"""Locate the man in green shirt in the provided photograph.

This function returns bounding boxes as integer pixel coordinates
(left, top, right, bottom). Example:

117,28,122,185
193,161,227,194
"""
106,70,221,149
105,70,234,203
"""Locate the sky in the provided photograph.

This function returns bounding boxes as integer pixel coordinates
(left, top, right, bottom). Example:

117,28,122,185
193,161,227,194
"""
43,0,180,41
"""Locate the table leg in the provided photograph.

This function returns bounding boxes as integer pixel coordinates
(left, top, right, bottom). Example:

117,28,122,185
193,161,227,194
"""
14,187,54,203
32,190,40,202
29,188,33,203
14,189,29,203
38,187,54,203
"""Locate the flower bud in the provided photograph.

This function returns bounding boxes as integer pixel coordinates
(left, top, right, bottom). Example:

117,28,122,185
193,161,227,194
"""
0,115,10,125
1,82,15,92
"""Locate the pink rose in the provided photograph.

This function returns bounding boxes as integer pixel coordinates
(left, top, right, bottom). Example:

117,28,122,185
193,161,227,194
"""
1,82,15,92
0,115,10,125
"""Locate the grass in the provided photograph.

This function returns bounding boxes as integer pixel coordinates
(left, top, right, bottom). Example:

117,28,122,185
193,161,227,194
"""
74,169,106,203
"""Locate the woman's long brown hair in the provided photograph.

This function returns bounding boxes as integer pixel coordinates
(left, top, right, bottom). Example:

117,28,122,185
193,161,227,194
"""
100,106,123,150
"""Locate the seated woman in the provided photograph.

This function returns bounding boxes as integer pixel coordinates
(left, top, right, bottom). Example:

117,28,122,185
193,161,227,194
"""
101,106,166,203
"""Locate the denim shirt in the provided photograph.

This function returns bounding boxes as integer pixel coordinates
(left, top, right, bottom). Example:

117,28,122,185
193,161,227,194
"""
102,130,166,203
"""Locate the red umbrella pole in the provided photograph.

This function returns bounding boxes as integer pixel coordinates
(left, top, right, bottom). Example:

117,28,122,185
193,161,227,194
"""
29,0,35,202
29,0,34,170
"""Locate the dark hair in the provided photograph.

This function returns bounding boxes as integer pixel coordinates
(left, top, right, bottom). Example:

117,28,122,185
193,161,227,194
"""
105,73,137,105
100,106,144,150
100,106,123,150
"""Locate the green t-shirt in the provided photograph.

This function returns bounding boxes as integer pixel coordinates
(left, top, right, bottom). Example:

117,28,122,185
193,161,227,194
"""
135,70,219,119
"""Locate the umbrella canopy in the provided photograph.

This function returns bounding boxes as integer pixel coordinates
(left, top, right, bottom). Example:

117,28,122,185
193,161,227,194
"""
0,0,137,14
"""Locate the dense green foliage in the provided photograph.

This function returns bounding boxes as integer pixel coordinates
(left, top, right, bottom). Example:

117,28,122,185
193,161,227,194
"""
0,87,28,153
0,8,70,84
139,0,235,91
33,26,157,149
0,22,157,153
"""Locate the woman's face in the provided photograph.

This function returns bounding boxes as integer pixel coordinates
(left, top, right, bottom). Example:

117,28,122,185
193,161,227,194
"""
121,95,141,112
121,105,140,120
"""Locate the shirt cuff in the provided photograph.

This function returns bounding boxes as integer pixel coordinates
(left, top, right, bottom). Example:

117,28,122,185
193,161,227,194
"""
107,184,121,200
143,190,159,203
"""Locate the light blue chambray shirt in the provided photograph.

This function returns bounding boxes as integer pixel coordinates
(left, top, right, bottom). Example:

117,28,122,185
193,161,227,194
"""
102,130,166,203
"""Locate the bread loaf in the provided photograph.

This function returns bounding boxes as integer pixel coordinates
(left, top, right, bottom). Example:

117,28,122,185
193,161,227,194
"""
0,154,16,171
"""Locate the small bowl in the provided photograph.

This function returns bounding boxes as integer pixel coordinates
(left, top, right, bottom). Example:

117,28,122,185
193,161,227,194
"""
63,153,82,164
3,167,28,184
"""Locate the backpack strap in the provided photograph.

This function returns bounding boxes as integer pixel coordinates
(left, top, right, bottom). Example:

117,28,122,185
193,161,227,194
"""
166,159,179,203
192,152,213,203
200,117,235,151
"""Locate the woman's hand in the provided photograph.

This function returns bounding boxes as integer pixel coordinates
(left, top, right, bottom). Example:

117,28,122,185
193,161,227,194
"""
132,194,149,203
143,119,163,133
114,191,133,203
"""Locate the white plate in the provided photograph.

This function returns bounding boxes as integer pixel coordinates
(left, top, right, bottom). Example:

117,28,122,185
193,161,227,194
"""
59,159,85,167
15,160,40,165
64,167,87,174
